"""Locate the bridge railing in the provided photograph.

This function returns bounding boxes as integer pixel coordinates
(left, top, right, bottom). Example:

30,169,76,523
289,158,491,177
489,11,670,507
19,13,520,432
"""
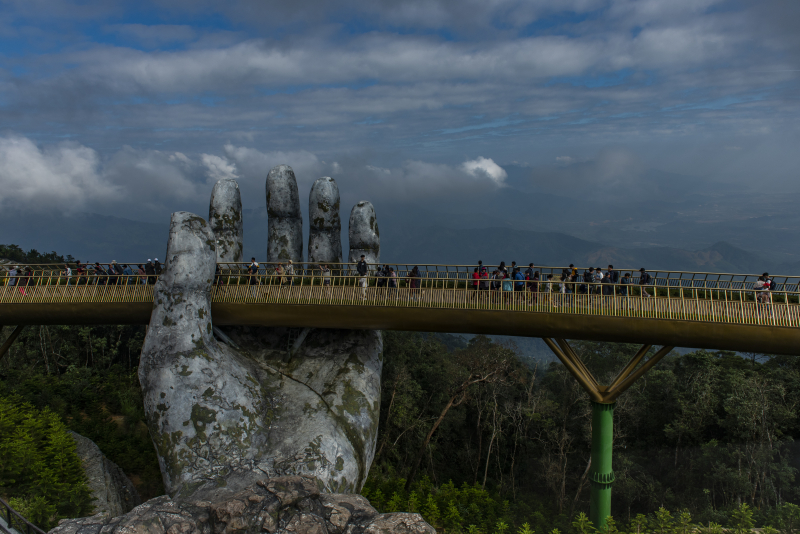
0,497,46,534
4,262,798,292
3,264,798,328
213,262,800,292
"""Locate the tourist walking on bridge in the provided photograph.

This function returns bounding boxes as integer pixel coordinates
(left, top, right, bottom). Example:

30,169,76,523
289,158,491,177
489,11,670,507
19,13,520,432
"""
145,260,156,285
388,267,398,297
62,264,72,286
356,255,368,300
621,273,632,307
286,260,295,286
407,266,421,300
122,264,133,285
108,261,120,285
320,264,332,297
17,266,32,295
764,272,775,304
248,260,260,298
639,268,652,297
514,267,525,293
7,265,17,287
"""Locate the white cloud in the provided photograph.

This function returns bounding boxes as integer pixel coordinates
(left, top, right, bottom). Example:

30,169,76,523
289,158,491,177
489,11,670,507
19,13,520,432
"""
0,136,119,212
366,165,391,175
201,153,238,181
461,157,507,186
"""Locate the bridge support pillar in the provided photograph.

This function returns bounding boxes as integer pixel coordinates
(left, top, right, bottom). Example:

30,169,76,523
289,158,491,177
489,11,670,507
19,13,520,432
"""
590,401,615,530
542,338,674,530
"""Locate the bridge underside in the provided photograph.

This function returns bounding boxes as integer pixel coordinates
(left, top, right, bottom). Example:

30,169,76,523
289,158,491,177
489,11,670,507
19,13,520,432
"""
3,302,798,355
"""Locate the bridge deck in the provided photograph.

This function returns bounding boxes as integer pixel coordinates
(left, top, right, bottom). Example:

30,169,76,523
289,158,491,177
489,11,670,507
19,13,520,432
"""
2,263,798,355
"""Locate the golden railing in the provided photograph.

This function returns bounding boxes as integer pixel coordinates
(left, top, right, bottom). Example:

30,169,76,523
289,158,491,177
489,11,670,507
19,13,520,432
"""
2,262,799,328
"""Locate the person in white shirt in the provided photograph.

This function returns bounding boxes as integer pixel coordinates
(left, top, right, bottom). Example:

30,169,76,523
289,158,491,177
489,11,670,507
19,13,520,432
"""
594,267,604,294
62,264,72,286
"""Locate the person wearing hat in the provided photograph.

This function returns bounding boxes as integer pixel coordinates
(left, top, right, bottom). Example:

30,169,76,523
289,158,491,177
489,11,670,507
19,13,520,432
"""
154,258,162,275
638,267,652,297
356,254,368,299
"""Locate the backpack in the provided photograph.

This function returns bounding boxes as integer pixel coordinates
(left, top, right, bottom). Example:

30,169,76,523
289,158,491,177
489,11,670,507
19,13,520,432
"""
640,272,651,284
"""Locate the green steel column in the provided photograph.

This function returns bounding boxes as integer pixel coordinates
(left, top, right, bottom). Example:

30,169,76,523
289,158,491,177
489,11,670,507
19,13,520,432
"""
589,402,615,529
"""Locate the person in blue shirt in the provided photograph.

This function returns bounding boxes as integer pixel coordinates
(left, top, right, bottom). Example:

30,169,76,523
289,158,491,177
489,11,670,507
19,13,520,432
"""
514,267,525,291
122,264,134,285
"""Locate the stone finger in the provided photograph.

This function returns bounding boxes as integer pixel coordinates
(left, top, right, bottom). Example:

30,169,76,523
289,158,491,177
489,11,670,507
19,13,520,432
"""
208,179,243,263
308,176,342,264
139,211,271,499
266,164,303,262
348,201,379,265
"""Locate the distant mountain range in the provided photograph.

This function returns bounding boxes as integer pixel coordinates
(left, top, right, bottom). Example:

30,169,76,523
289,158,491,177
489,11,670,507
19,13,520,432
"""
1,208,796,276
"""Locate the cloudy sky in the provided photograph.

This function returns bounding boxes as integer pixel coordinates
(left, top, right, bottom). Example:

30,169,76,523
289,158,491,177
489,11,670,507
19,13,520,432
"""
1,0,798,226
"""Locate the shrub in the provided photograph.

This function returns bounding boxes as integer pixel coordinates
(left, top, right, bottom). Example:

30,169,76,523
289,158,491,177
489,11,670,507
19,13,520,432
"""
0,396,93,529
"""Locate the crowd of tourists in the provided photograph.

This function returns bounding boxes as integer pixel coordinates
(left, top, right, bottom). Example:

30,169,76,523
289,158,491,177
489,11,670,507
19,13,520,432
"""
463,260,778,302
2,259,163,291
2,257,779,304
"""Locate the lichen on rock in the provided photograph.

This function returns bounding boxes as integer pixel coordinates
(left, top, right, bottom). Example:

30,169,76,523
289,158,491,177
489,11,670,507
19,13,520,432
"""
209,179,244,263
308,177,342,264
348,202,380,265
267,165,303,262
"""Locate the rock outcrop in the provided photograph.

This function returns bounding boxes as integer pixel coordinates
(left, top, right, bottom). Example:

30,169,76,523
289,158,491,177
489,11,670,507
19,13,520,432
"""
209,179,244,263
69,432,142,517
348,202,380,265
266,165,303,263
308,177,342,264
50,476,434,534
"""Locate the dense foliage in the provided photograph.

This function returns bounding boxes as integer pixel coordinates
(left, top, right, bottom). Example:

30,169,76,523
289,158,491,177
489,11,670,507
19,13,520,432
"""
0,397,93,529
2,317,800,532
364,332,800,531
0,324,163,502
0,244,70,264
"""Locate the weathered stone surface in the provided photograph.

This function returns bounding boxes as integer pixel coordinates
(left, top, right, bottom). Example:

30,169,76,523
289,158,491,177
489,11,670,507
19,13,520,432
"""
216,326,383,493
308,177,342,265
209,179,243,263
50,477,435,534
267,165,303,262
363,514,436,534
69,432,142,518
138,211,382,502
348,202,379,265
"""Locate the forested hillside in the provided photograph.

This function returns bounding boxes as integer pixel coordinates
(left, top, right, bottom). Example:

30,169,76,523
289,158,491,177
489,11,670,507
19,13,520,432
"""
2,322,800,532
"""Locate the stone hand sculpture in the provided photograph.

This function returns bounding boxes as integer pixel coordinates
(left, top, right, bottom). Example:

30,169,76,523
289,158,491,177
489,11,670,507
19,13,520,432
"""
209,179,243,263
139,166,382,504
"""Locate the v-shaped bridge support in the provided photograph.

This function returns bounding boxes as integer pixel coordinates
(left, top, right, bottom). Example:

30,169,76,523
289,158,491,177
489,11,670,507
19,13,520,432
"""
542,338,674,529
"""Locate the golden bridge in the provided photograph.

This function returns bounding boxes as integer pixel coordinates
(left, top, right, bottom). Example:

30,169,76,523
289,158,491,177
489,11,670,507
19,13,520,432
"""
3,260,798,528
2,262,798,356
